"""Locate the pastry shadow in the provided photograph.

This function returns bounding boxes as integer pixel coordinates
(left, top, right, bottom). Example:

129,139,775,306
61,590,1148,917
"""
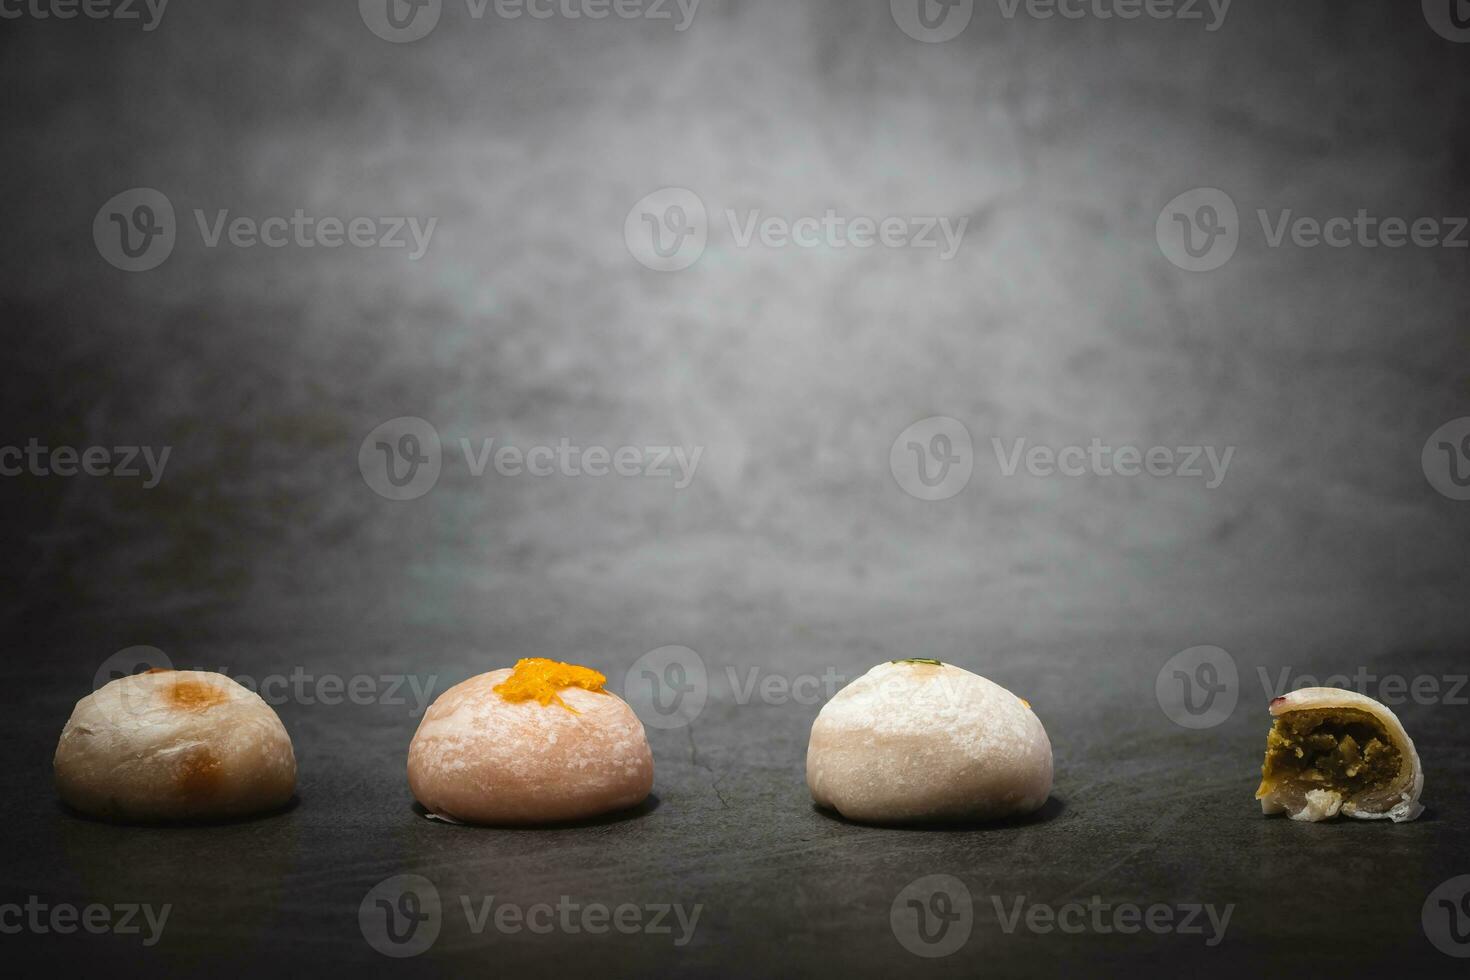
812,794,1065,831
55,793,301,828
410,792,662,829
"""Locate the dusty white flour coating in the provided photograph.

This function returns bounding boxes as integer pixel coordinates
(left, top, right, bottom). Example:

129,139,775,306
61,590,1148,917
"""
408,668,653,824
806,661,1052,824
54,670,297,822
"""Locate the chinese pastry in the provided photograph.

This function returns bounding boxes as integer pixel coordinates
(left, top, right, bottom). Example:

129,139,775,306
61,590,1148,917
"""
408,658,654,825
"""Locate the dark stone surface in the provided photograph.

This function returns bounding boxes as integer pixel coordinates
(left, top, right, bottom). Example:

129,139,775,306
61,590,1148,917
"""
2,0,1469,976
3,619,1468,976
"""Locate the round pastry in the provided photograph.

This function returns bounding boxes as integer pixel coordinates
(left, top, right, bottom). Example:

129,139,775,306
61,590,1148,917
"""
55,669,297,822
807,659,1053,825
408,658,654,825
1255,687,1423,823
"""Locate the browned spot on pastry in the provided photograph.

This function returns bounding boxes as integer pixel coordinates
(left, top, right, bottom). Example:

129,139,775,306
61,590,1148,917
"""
167,678,229,711
177,748,223,801
145,667,172,674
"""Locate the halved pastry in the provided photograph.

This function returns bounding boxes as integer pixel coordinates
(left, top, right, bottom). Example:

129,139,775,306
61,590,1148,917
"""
1255,687,1423,823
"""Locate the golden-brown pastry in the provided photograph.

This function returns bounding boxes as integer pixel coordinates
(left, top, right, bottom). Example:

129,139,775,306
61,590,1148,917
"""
55,669,296,822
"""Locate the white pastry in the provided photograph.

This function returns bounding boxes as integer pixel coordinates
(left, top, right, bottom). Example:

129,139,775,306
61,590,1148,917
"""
55,669,297,822
1255,687,1423,823
408,660,653,825
807,660,1053,824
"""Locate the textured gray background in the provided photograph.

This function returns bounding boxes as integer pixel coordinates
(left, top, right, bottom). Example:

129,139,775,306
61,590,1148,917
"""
1,0,1468,976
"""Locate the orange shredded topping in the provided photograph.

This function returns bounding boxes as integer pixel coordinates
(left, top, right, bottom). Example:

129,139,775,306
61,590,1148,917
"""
493,658,607,713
